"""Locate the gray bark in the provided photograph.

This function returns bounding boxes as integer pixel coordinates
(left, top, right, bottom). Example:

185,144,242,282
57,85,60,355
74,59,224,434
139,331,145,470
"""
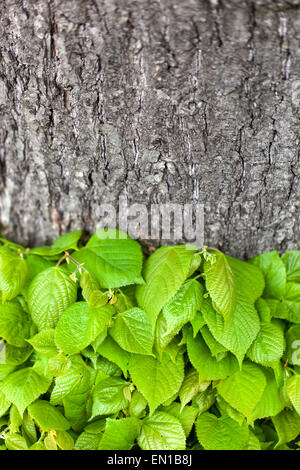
0,0,299,257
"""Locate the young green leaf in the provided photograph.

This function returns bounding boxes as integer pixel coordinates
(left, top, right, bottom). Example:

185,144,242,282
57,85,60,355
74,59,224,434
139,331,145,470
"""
136,245,197,326
0,302,31,347
286,375,300,415
250,369,284,422
201,295,260,366
29,231,82,257
27,329,58,357
272,410,300,447
249,250,286,299
28,267,77,330
274,282,300,324
80,271,100,302
28,400,70,431
91,377,129,419
99,417,141,450
247,321,285,367
179,368,202,411
5,433,28,450
0,248,28,302
217,362,267,419
204,252,236,324
71,229,144,288
55,301,114,355
129,352,184,416
110,307,154,355
75,431,102,450
282,250,300,282
1,367,52,416
0,391,11,418
97,335,130,377
50,356,93,405
138,411,186,450
155,279,203,355
196,413,249,450
186,327,239,382
129,390,148,419
162,402,198,437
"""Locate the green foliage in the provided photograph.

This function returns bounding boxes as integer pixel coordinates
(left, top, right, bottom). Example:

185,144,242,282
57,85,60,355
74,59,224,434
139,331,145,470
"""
0,234,298,450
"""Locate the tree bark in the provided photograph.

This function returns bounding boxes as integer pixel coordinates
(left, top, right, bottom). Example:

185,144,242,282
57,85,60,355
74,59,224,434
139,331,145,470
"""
0,0,299,257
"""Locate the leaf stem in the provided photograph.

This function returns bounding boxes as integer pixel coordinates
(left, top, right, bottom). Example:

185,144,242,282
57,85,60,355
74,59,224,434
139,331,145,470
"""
56,251,89,273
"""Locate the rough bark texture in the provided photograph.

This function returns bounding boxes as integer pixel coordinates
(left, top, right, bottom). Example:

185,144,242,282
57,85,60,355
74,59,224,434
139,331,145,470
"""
0,0,299,257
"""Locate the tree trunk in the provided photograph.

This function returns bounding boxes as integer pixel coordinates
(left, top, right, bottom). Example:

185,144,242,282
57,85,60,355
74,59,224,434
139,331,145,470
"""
0,0,299,257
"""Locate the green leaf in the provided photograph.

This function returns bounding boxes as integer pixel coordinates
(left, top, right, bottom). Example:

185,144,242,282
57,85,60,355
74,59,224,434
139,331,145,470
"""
99,417,141,450
247,321,285,367
46,353,72,377
0,391,11,418
286,375,300,415
28,267,77,330
200,325,227,358
9,405,22,433
272,410,300,447
190,310,206,337
129,390,148,418
204,252,236,324
155,279,203,354
63,392,89,432
274,282,300,324
179,368,202,411
75,431,102,450
1,367,52,416
30,231,82,257
129,352,184,415
97,336,130,377
88,291,108,308
91,377,129,419
80,271,100,302
255,298,271,323
71,229,144,288
282,251,300,282
55,430,74,450
250,369,284,421
196,413,249,450
228,255,265,302
193,387,215,415
0,302,31,347
162,402,198,437
216,396,245,426
21,255,55,299
4,343,32,366
217,362,267,419
55,301,114,355
28,400,70,431
249,250,286,299
27,329,58,357
22,410,38,445
138,411,186,450
110,307,154,355
50,356,93,405
5,434,28,450
186,328,239,382
201,295,260,366
0,248,28,302
136,246,196,325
